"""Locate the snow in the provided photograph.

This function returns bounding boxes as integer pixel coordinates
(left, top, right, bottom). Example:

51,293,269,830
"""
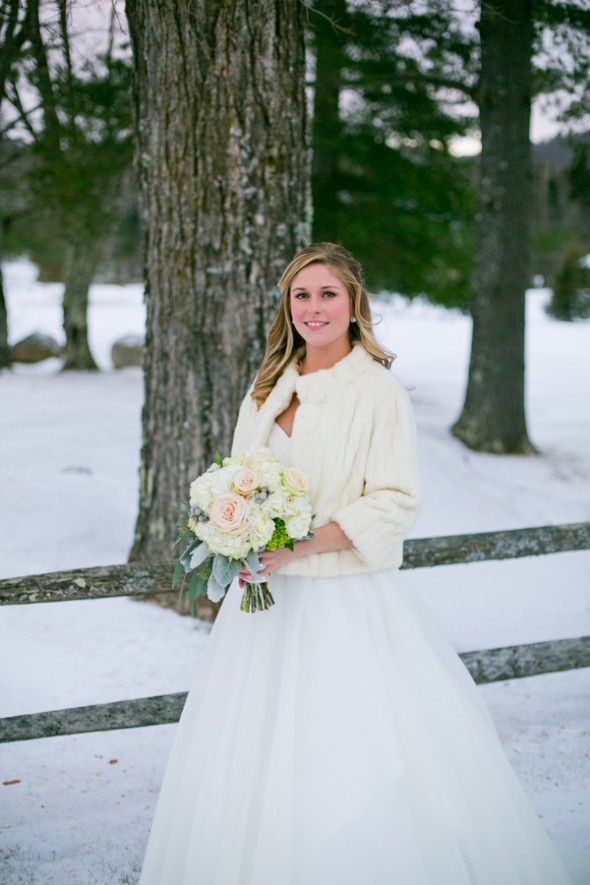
0,258,589,883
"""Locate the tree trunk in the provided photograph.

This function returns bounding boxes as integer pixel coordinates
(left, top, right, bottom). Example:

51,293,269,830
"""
452,0,535,453
126,0,309,561
61,238,99,371
0,262,11,369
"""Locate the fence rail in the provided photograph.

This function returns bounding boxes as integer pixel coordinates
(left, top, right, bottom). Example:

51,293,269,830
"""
2,634,589,745
1,521,589,607
1,521,589,745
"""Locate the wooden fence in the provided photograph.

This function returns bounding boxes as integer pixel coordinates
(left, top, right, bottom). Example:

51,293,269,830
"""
1,522,589,745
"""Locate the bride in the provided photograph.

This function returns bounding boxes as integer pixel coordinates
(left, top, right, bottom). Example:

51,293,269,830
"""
139,243,575,884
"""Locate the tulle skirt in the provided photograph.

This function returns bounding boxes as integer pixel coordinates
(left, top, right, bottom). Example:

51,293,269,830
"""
139,569,575,885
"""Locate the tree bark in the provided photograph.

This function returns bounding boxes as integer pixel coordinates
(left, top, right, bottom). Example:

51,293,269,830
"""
125,0,309,560
61,238,99,371
452,0,535,453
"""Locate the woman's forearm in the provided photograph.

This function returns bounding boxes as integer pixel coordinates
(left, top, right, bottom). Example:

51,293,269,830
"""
239,522,354,581
292,521,353,559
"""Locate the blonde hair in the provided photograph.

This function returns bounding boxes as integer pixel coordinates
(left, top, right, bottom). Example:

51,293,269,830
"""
251,243,394,406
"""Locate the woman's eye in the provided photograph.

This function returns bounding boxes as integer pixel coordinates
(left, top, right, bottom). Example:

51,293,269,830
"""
322,291,336,298
294,293,308,299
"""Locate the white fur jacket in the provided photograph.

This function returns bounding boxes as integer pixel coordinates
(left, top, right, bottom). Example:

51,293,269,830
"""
231,344,421,577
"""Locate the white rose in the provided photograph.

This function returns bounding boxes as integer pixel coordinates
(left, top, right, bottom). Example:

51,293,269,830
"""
282,467,308,494
247,446,273,462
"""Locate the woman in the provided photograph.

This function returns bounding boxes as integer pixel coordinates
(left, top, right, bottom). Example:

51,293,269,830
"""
139,243,574,884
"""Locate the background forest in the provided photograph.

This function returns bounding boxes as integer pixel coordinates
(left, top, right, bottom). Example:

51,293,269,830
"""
2,1,589,307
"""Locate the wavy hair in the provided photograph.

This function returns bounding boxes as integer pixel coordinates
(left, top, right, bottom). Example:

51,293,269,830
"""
251,243,394,406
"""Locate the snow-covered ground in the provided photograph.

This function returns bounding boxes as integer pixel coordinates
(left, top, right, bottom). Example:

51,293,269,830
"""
0,258,589,884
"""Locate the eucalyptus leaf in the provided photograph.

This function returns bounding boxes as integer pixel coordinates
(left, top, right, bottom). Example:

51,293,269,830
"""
171,559,185,590
179,540,199,572
212,555,241,587
188,573,208,616
189,542,210,570
243,550,263,582
207,572,227,604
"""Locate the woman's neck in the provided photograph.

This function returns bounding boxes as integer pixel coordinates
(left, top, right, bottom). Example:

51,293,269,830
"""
299,342,353,375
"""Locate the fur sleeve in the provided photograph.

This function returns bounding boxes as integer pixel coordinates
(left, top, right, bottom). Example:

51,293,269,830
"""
331,383,421,569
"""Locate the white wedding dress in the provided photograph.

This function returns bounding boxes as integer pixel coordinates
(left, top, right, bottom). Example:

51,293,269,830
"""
139,425,580,885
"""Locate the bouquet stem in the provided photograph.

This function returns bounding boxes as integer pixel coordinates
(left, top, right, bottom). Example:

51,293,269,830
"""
240,581,275,613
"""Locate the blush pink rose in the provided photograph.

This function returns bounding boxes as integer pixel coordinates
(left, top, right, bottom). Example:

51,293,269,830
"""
233,467,259,496
210,493,250,533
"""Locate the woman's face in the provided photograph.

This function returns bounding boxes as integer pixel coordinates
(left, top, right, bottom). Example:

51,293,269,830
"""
289,263,353,355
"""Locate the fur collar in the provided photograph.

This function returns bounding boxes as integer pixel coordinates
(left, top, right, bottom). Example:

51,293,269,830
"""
251,345,376,446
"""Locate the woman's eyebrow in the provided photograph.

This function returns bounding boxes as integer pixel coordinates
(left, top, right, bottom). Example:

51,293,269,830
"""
292,284,342,292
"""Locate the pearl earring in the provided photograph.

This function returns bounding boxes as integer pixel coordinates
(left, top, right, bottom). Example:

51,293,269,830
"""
350,317,357,324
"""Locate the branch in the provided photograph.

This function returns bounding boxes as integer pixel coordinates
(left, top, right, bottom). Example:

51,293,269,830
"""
0,0,36,101
56,0,85,150
4,76,39,141
27,0,61,149
299,1,357,36
306,71,477,101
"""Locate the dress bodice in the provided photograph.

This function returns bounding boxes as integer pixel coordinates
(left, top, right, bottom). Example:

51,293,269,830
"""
267,421,292,464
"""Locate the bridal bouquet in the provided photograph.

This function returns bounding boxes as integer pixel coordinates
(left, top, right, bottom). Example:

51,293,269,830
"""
173,447,313,613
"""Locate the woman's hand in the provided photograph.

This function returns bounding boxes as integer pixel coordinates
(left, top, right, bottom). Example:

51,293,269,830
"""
238,547,297,586
237,522,353,587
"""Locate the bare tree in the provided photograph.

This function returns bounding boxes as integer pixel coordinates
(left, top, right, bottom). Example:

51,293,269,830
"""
0,0,37,369
4,0,133,370
126,0,309,560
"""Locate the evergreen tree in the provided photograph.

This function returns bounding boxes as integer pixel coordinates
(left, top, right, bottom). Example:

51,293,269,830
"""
309,0,476,305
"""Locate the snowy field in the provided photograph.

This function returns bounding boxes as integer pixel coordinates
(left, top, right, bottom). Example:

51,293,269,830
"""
0,258,589,884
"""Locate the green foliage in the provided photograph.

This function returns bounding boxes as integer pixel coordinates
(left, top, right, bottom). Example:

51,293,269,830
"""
568,142,590,210
533,1,590,129
314,131,475,305
308,1,590,306
309,0,476,306
172,538,213,617
212,555,241,587
546,240,590,320
26,52,134,240
530,224,580,281
266,518,293,552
